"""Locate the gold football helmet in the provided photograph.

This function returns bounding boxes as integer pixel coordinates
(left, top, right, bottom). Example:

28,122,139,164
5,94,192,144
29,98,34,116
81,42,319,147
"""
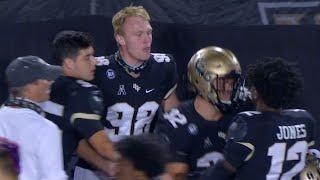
300,153,320,180
187,46,241,111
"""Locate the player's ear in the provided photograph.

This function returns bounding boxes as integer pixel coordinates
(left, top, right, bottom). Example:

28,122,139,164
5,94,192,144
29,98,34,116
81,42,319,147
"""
63,58,75,71
115,34,125,46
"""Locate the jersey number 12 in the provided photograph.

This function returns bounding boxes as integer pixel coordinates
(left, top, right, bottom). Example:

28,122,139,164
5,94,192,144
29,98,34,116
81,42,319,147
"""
266,141,307,180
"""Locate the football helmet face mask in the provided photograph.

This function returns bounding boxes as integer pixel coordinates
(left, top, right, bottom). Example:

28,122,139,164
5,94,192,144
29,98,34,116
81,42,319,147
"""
187,46,241,112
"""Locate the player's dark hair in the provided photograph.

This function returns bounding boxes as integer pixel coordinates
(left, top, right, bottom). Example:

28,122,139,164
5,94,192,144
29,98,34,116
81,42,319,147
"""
52,30,93,65
116,134,170,178
246,57,303,109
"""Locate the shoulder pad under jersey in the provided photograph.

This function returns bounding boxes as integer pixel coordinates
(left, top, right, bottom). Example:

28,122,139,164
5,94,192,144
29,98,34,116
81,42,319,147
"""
88,90,104,115
282,109,314,119
162,108,188,129
227,115,248,141
151,53,173,63
76,80,95,88
96,56,110,66
238,111,261,117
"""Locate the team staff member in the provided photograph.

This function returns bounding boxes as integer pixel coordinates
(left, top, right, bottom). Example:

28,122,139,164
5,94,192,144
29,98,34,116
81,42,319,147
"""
42,31,118,178
0,56,67,180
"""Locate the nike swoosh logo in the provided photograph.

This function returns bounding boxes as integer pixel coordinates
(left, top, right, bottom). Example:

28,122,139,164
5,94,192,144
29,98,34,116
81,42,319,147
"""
145,88,155,93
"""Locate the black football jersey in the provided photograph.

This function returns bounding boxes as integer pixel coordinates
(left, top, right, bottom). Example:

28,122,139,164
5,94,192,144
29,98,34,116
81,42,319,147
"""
94,53,178,141
223,109,315,180
155,99,235,179
42,76,104,169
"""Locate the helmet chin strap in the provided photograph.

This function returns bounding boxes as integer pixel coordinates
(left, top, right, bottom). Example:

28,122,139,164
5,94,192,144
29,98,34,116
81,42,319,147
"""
115,51,149,74
214,98,232,113
220,100,232,104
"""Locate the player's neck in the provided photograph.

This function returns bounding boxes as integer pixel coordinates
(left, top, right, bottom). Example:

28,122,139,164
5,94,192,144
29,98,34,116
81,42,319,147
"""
119,49,144,67
194,96,222,121
119,49,143,78
62,68,74,78
256,100,281,113
62,69,83,80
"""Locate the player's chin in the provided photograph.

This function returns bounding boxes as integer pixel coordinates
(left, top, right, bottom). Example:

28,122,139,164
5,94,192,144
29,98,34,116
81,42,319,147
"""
218,93,232,102
140,54,150,61
84,74,94,81
140,49,151,59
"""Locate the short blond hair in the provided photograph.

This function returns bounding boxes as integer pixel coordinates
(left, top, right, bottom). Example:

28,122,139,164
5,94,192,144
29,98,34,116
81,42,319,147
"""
112,6,151,35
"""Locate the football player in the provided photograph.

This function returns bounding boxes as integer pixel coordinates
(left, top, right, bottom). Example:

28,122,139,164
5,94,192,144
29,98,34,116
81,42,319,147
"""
42,31,118,178
95,5,179,138
200,57,318,180
74,5,180,179
115,134,170,180
155,46,246,180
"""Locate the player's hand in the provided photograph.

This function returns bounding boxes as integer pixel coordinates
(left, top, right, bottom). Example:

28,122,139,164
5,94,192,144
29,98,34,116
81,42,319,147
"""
159,173,174,180
102,152,121,177
101,159,118,177
111,151,121,162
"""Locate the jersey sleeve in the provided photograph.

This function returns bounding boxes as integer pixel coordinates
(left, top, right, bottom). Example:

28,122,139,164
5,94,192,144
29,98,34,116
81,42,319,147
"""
155,107,191,163
303,111,317,148
64,87,104,140
283,109,318,150
163,54,179,99
223,114,254,169
92,56,110,86
43,77,68,129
